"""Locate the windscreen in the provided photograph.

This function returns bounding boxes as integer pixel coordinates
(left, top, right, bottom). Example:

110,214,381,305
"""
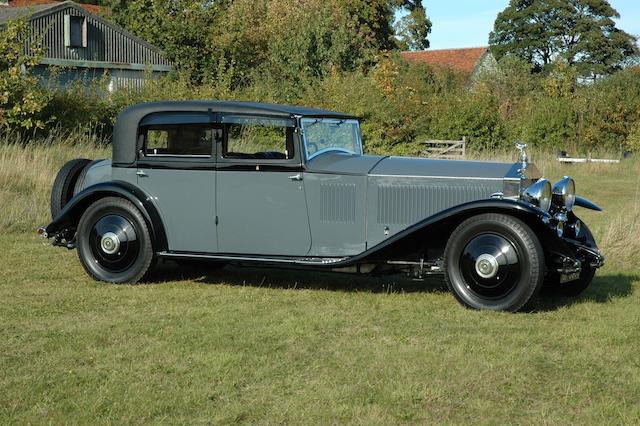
301,118,363,159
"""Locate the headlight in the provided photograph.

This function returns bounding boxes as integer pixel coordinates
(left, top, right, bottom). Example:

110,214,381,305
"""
552,176,576,211
522,178,552,212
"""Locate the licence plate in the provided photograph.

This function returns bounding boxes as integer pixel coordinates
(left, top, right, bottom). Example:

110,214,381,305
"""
560,271,580,283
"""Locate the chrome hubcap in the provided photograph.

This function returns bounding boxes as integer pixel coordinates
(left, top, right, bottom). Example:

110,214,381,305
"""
89,214,139,273
475,253,499,279
100,232,120,255
459,233,521,299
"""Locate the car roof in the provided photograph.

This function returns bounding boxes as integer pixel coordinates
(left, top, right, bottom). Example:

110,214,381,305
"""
112,101,357,166
121,100,357,119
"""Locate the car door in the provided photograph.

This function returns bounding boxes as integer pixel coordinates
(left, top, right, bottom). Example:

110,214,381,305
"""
136,112,219,253
215,115,311,256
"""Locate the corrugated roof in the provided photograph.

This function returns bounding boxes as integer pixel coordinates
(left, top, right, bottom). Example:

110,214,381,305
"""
7,0,101,13
401,47,490,74
0,0,168,60
0,2,57,23
0,0,101,23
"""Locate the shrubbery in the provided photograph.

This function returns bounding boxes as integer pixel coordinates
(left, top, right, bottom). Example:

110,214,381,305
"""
0,18,51,131
1,14,639,155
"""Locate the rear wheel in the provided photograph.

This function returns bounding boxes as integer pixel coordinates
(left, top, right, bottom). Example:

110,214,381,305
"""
50,158,90,219
444,213,545,312
77,197,154,283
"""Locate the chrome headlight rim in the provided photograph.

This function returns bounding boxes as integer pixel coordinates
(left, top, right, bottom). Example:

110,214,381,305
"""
522,178,553,213
552,176,576,211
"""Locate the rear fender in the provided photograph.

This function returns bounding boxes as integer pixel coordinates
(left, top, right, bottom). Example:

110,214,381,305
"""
44,180,168,251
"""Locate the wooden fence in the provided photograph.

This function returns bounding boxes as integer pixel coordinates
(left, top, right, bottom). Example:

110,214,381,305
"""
420,137,466,159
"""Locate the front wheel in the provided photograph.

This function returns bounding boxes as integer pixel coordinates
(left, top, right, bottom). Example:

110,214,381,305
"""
444,213,545,312
77,197,154,283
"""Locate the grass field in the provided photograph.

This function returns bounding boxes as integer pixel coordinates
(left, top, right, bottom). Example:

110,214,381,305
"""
1,139,639,424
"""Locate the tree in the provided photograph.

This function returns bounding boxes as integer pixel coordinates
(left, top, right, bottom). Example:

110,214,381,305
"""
0,17,50,131
107,0,432,86
107,1,222,84
394,0,432,50
489,0,638,80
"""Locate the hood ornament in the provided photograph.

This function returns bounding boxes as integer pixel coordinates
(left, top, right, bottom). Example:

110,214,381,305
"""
515,140,528,179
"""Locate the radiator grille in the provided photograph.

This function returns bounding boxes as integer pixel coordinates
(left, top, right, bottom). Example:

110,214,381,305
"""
320,183,356,223
377,184,496,224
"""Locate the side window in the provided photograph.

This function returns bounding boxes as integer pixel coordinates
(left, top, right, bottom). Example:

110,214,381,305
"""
143,124,214,157
223,117,294,160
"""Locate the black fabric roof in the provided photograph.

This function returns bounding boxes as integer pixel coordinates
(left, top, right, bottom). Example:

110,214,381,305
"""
112,101,357,165
121,101,356,119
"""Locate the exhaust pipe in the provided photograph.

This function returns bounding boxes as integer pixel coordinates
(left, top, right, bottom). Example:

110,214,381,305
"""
36,226,48,238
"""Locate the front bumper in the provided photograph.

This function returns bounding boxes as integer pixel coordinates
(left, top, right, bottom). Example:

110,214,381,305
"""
551,229,604,280
574,242,605,269
554,242,604,274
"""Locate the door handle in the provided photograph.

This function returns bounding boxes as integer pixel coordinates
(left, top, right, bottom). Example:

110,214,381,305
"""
288,173,303,181
136,170,148,177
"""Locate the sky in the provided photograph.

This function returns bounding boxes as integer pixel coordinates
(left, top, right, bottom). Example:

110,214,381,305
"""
425,0,640,50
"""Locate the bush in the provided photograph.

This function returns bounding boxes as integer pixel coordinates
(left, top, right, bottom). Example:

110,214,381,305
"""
7,44,640,156
0,17,51,131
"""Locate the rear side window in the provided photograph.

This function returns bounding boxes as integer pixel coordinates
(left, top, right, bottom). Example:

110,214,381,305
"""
223,116,294,160
144,124,214,157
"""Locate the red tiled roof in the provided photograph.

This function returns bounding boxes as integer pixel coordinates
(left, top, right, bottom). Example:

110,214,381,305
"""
7,0,102,14
401,47,489,74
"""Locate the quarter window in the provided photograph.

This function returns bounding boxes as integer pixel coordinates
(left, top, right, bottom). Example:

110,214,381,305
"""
143,124,214,157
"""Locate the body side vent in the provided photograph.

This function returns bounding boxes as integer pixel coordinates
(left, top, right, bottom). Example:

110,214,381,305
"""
320,183,356,223
377,184,497,224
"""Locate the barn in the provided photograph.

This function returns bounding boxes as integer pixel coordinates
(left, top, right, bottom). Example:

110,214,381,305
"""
401,47,498,81
0,0,172,90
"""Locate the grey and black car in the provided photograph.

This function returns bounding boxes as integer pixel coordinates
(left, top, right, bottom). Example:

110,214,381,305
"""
40,101,605,312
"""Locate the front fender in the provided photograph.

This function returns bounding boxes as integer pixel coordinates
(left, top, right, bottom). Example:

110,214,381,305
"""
350,198,576,264
44,181,168,251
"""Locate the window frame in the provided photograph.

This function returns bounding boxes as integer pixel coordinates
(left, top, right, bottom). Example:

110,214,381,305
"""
64,14,87,48
142,124,216,158
301,117,363,161
135,111,305,169
216,114,302,167
136,112,218,168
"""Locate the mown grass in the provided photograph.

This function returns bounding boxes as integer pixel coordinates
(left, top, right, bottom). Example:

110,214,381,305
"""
1,136,639,423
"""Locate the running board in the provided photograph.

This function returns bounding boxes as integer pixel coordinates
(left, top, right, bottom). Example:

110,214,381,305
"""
158,251,349,266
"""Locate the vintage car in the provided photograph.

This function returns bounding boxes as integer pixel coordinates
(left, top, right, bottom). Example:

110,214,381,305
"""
40,101,604,311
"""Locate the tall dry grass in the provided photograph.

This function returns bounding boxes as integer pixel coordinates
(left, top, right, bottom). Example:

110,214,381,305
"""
463,147,640,269
0,130,109,233
595,163,640,269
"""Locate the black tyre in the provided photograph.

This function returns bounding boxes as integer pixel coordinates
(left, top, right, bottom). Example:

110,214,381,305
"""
50,158,90,219
546,266,596,296
444,213,545,312
77,197,154,283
